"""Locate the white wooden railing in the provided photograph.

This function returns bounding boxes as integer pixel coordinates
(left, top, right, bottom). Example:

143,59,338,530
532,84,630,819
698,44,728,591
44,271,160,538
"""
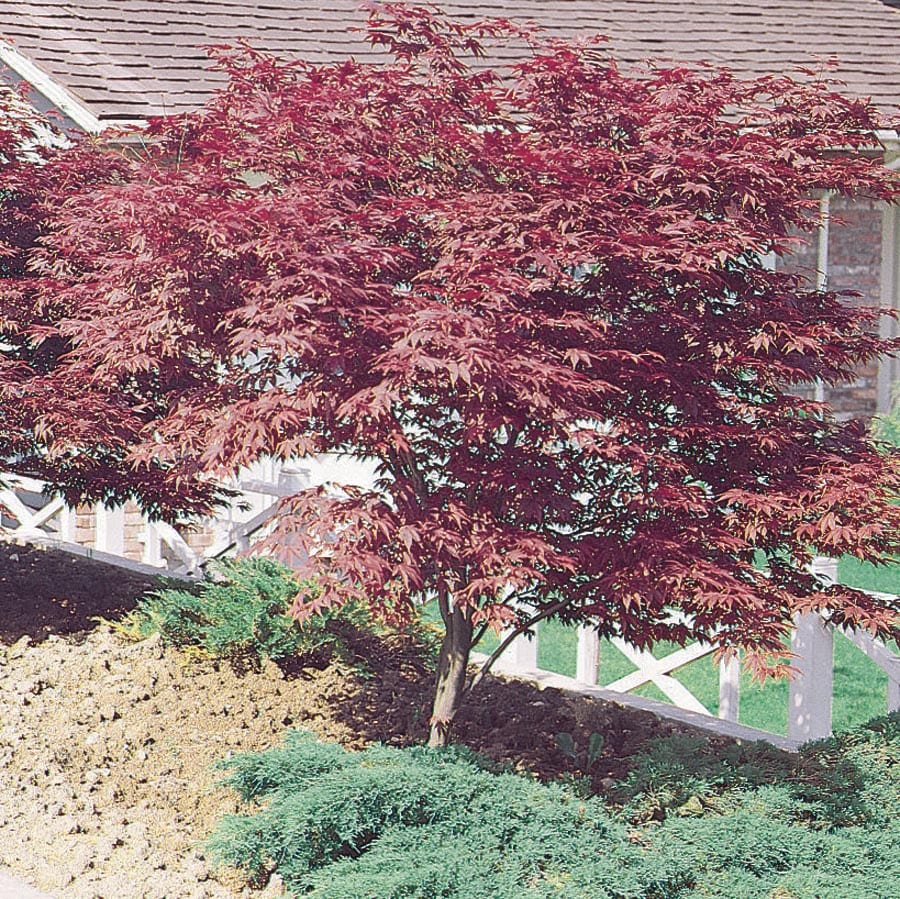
1,469,897,748
495,557,899,748
0,455,375,577
0,463,300,578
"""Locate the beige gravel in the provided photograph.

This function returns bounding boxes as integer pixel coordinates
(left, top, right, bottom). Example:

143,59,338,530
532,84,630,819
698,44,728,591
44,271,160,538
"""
0,626,340,898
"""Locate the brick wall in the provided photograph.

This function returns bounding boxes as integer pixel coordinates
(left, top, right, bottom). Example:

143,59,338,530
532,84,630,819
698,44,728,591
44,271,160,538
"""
123,501,146,560
72,505,95,546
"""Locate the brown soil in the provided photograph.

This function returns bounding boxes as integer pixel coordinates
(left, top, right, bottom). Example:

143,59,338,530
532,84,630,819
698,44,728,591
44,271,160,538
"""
0,541,696,898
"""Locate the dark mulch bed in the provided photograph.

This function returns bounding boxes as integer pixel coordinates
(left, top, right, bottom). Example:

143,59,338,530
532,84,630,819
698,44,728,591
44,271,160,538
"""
0,541,159,644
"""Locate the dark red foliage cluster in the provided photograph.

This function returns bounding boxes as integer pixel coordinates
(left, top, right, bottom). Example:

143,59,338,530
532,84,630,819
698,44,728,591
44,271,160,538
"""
2,4,899,735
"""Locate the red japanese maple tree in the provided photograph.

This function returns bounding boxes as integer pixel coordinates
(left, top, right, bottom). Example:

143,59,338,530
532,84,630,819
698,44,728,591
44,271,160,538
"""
2,5,900,745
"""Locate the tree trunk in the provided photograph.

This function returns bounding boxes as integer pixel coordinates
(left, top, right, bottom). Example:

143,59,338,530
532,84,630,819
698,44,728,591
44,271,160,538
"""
428,602,473,747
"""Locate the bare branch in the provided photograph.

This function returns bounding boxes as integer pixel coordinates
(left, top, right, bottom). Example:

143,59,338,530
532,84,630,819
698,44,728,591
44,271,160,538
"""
464,594,576,695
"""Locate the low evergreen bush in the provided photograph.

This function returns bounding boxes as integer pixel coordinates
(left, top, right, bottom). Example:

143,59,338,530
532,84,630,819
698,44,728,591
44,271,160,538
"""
207,733,668,898
616,712,900,829
208,714,900,898
117,557,361,665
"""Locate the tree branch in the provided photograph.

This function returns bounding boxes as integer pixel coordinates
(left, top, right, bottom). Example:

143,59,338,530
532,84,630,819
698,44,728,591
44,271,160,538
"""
464,594,576,696
469,587,522,651
470,619,492,650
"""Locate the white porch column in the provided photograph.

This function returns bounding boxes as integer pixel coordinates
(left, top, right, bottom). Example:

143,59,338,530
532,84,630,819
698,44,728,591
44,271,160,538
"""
94,503,125,556
877,198,900,414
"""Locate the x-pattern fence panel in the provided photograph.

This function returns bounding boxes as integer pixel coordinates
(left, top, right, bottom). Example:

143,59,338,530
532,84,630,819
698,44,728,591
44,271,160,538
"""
0,470,285,578
501,570,899,744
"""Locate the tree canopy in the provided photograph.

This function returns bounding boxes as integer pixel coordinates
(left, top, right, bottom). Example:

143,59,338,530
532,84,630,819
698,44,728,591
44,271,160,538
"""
2,4,899,743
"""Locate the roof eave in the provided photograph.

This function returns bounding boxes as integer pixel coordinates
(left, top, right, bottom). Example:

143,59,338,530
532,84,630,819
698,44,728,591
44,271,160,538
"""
2,37,897,153
0,39,104,135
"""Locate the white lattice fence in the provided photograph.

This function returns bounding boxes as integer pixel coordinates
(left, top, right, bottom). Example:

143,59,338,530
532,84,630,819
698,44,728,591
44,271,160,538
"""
2,469,897,748
0,455,376,577
497,567,900,748
0,466,295,577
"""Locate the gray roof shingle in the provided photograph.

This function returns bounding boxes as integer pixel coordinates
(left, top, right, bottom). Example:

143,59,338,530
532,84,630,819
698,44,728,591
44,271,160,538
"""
1,1,899,124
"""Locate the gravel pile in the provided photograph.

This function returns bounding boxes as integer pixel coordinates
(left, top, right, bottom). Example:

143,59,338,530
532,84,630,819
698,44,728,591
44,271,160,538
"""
0,626,355,898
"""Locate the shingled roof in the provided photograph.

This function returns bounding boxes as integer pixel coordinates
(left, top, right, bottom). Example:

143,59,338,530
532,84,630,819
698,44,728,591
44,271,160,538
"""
2,1,900,130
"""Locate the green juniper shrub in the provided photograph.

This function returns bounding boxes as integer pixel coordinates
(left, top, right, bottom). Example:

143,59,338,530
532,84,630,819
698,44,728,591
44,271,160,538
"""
297,812,680,899
613,734,796,823
616,713,900,830
787,712,900,829
207,715,900,898
116,557,363,666
651,808,900,899
207,733,685,899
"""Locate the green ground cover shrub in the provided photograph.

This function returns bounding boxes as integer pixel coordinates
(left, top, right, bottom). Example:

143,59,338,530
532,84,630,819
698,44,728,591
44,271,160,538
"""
615,713,900,829
117,558,365,665
207,733,676,898
209,714,900,898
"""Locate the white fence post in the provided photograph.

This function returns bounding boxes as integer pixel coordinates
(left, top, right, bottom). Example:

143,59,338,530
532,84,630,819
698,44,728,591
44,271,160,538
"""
141,522,164,567
889,678,900,714
234,525,251,553
788,612,834,742
500,606,538,671
58,505,76,542
94,503,125,556
810,556,839,585
718,652,741,722
503,629,538,670
575,624,601,685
